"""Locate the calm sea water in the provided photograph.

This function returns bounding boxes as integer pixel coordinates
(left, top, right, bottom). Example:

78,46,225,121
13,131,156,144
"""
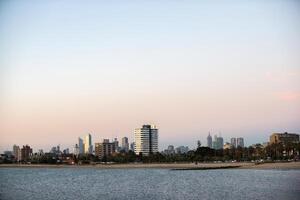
0,168,300,200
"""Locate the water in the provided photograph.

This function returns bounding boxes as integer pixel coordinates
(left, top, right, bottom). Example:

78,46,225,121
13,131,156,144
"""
0,168,300,200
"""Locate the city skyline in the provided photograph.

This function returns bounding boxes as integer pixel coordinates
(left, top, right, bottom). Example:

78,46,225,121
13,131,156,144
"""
1,0,300,152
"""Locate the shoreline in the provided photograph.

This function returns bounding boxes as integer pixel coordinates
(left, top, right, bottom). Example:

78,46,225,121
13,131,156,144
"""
1,161,300,170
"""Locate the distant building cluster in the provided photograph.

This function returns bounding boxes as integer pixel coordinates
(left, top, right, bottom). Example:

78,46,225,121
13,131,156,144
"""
163,145,189,155
2,128,300,164
206,133,244,150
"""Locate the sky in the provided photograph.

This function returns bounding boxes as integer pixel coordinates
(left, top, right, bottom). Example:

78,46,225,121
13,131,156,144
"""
0,0,300,152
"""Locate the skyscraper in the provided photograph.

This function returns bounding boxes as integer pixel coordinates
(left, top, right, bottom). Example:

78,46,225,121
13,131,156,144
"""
212,135,223,150
237,137,244,147
121,137,129,152
78,137,84,154
73,144,80,156
207,133,212,148
84,134,92,154
113,138,119,152
134,124,158,155
231,138,237,148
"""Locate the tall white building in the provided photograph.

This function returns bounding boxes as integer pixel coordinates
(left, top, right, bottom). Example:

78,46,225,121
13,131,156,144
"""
134,124,158,155
84,133,92,154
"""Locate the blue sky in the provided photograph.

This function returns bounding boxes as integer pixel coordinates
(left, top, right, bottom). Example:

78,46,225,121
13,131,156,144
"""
0,0,300,152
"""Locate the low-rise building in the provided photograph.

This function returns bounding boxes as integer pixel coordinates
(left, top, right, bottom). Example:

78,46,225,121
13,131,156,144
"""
270,132,299,145
223,142,233,150
95,139,116,158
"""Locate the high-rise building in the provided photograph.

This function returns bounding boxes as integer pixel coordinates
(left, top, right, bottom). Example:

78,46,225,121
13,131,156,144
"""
231,138,237,148
73,144,79,156
207,133,212,148
113,138,120,152
237,138,244,147
134,124,158,155
84,134,92,154
78,137,84,154
212,135,223,150
95,139,116,158
13,145,21,161
121,137,129,152
130,142,135,151
21,145,32,161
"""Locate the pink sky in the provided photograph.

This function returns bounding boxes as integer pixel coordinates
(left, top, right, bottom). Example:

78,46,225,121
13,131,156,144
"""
1,0,300,152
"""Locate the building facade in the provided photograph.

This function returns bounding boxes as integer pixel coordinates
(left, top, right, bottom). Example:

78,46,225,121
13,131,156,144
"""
21,145,32,162
73,144,79,156
230,138,237,148
163,145,175,155
213,135,224,150
78,137,84,154
175,146,189,154
270,132,299,145
13,145,21,161
113,138,120,152
121,137,129,152
223,142,233,150
237,138,244,147
84,134,92,154
95,139,116,158
134,124,158,155
207,133,212,148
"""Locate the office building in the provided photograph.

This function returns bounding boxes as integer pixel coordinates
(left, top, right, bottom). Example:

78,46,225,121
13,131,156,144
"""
113,138,120,152
95,139,116,158
207,133,212,148
121,137,129,152
84,134,92,154
212,135,223,150
134,124,158,155
73,144,79,156
270,132,299,145
231,138,237,148
78,137,84,154
237,137,244,147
